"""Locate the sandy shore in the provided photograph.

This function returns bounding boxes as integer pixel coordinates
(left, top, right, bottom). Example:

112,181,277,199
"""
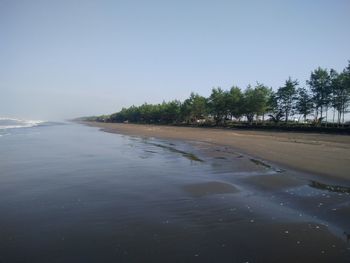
84,122,350,183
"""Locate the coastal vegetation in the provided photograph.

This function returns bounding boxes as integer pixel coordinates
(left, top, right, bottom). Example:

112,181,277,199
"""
83,61,350,130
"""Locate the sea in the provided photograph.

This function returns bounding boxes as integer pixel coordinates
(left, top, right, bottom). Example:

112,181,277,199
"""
0,118,349,262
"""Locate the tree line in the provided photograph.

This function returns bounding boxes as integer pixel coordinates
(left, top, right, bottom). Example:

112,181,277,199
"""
86,61,350,127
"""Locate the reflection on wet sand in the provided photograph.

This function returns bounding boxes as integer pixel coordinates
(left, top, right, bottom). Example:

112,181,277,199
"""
242,174,304,190
309,180,350,194
146,142,204,162
250,158,272,168
183,181,239,197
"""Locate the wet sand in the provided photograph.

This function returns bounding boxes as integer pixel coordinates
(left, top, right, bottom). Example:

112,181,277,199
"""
2,122,350,262
84,122,350,183
183,181,239,197
74,122,350,262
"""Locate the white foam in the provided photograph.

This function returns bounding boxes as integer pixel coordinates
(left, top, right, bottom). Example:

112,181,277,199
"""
0,117,45,130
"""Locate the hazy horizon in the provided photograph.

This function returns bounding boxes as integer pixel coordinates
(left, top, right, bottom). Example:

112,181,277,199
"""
1,0,350,120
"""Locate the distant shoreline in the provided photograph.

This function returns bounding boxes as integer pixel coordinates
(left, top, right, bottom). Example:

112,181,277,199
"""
81,121,350,183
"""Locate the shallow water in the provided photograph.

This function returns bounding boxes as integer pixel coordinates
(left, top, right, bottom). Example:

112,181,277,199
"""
0,123,349,262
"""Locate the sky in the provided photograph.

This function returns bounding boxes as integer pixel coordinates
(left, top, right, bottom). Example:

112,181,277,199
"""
1,0,350,120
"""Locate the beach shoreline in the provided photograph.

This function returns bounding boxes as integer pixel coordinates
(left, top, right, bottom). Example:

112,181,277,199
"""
82,121,350,184
2,121,349,262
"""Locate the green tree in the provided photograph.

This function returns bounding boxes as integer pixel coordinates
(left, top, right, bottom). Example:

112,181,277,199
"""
208,87,229,124
227,86,243,120
331,63,350,125
342,62,350,123
180,99,192,123
296,87,313,121
268,91,285,124
307,67,331,121
242,85,257,124
181,93,208,123
276,77,298,122
159,100,181,123
254,83,272,122
330,69,341,124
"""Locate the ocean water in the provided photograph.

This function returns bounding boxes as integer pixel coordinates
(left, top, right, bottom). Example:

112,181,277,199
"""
0,117,43,130
0,120,349,262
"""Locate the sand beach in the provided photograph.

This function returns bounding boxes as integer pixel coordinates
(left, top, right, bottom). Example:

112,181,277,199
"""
85,122,350,183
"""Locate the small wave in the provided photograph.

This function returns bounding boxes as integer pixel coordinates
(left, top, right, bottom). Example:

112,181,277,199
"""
0,117,45,130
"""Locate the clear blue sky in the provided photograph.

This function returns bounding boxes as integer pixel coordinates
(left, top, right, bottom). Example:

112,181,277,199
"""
1,0,349,120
